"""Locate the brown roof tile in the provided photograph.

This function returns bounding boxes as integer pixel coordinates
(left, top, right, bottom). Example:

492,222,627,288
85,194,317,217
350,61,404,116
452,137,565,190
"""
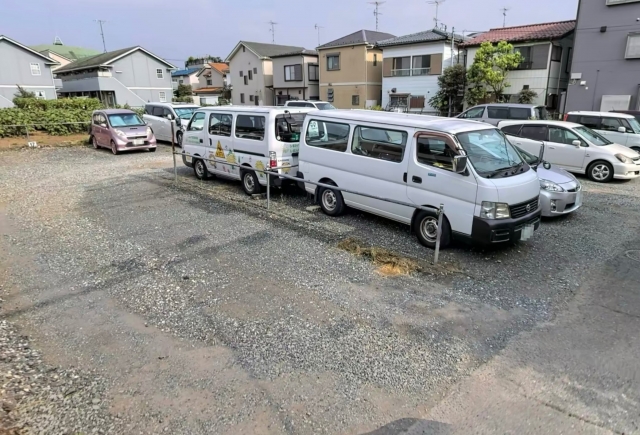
462,20,576,47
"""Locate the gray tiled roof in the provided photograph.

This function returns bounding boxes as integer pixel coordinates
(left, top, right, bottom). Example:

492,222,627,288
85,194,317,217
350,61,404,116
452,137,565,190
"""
317,30,396,49
270,49,318,58
241,41,306,58
376,29,466,47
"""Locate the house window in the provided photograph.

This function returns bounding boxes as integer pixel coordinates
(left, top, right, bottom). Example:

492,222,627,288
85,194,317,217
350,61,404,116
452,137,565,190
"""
352,95,360,106
253,67,258,74
327,54,340,71
515,44,549,70
392,57,411,76
207,79,212,86
30,63,41,76
625,33,640,58
179,79,184,84
412,55,431,75
374,54,377,66
551,45,562,62
250,95,254,101
240,93,245,103
239,70,243,77
156,68,164,79
284,64,302,81
159,91,167,102
308,64,319,81
242,46,246,52
244,76,248,85
34,90,46,99
248,70,253,80
390,94,409,107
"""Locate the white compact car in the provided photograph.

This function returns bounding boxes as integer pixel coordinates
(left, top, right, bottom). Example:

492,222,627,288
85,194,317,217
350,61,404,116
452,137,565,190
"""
143,102,200,146
498,120,640,182
565,111,640,153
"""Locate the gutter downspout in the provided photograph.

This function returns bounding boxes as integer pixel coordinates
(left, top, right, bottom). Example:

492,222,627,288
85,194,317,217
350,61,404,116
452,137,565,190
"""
365,45,368,108
302,54,306,100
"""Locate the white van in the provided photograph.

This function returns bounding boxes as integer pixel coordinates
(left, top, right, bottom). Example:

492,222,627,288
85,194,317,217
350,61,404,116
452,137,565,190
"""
181,106,313,195
143,102,200,145
298,110,542,248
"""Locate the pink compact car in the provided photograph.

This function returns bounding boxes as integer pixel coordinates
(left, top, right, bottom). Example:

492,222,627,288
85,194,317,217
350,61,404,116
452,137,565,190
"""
90,109,157,155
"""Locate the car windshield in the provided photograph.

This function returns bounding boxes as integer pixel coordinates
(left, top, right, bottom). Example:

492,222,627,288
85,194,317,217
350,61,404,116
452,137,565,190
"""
175,107,198,119
627,117,640,134
515,145,538,165
108,113,144,127
574,126,612,146
275,113,307,143
456,128,526,178
315,103,336,110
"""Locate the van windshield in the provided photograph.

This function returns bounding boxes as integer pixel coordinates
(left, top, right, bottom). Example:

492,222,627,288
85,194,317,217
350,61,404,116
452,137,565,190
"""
175,107,198,120
108,113,145,127
456,128,527,178
276,113,307,142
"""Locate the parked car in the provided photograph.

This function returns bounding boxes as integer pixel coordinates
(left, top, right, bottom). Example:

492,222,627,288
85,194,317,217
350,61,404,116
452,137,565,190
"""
611,110,640,123
143,102,200,146
181,106,314,195
298,110,542,249
514,145,582,217
284,100,336,110
498,120,640,182
457,103,548,126
564,111,640,153
89,109,156,155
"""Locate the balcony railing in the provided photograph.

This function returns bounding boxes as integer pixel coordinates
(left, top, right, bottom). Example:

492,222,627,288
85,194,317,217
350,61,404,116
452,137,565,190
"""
391,69,411,77
392,68,431,77
411,68,430,76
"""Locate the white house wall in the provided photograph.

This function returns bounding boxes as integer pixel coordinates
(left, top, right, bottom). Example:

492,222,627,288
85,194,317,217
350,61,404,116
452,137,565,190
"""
229,47,269,105
381,42,449,111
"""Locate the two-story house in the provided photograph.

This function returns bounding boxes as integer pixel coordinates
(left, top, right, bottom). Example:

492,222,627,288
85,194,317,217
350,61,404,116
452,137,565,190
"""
316,30,395,109
377,29,463,112
462,20,576,110
566,0,640,112
54,46,176,107
0,35,60,108
270,49,319,105
225,41,305,106
193,62,229,105
171,67,201,88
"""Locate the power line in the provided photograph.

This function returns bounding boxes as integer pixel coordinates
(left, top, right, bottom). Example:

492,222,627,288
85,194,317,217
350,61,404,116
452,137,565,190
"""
427,0,446,29
368,1,385,31
268,20,278,43
314,24,324,46
94,19,107,52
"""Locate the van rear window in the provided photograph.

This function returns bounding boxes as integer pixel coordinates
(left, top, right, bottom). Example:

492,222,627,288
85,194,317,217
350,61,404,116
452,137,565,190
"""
305,120,349,152
235,115,265,141
352,126,407,163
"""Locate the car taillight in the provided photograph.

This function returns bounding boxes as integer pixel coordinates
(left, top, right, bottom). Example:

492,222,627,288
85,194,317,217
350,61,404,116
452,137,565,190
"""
269,151,277,169
563,114,568,121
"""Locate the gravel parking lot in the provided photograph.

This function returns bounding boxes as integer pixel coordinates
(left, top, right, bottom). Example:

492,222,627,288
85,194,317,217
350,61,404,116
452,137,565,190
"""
0,144,639,434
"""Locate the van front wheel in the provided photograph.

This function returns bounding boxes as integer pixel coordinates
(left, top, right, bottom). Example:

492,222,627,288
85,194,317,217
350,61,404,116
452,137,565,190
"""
241,170,262,195
414,210,451,249
194,159,209,180
318,185,345,216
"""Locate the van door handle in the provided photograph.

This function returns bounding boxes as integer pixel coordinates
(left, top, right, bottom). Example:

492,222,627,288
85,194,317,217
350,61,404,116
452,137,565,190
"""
199,138,203,143
209,138,212,145
412,176,422,184
403,172,407,182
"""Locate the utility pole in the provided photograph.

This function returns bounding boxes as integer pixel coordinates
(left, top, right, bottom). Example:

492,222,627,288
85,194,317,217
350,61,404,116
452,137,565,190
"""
368,1,385,31
314,24,324,46
268,21,278,43
501,7,510,27
94,19,107,52
448,27,455,117
427,0,446,29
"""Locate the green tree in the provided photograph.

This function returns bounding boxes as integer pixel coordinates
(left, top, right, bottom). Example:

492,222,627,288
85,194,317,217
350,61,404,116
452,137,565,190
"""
174,84,193,99
13,85,35,99
428,64,466,116
517,88,539,104
466,41,523,105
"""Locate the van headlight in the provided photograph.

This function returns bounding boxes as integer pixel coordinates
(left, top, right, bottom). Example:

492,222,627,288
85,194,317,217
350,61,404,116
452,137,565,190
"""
480,201,511,220
615,153,634,164
539,179,564,192
114,129,127,139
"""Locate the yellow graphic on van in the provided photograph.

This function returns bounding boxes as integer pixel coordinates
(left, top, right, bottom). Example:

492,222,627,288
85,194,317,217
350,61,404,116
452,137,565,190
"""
255,160,265,179
226,149,236,164
214,141,225,159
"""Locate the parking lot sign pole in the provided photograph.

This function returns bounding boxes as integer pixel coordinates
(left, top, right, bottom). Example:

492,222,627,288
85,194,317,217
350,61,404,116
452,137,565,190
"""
170,120,177,183
266,170,271,211
434,204,444,265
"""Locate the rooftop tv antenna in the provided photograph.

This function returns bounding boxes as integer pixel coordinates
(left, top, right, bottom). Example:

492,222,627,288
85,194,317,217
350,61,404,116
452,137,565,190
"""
368,1,385,31
427,0,447,29
53,36,64,46
268,20,278,43
94,19,107,52
501,7,510,27
314,24,324,46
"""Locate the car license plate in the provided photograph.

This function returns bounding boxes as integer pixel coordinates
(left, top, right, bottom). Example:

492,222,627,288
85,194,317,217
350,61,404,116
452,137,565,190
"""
520,224,534,241
133,139,144,145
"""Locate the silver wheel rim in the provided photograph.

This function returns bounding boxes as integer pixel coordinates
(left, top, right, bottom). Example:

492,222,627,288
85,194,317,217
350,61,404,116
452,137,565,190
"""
592,164,610,181
244,173,255,192
177,133,182,145
111,142,117,154
195,161,204,178
420,217,438,243
322,189,337,211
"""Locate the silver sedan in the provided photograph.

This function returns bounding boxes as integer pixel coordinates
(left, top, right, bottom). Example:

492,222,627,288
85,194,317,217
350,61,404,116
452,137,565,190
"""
516,146,583,217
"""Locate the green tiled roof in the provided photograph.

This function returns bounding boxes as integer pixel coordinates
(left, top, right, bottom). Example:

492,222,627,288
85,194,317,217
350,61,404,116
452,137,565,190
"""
31,43,101,60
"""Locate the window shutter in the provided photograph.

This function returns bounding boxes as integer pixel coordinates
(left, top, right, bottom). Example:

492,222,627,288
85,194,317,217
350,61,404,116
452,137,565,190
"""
428,54,442,75
383,58,392,77
295,64,302,80
531,44,550,69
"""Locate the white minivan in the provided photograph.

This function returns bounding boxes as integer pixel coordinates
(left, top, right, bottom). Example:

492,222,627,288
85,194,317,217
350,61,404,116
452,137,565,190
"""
298,110,542,248
565,111,640,153
181,106,313,195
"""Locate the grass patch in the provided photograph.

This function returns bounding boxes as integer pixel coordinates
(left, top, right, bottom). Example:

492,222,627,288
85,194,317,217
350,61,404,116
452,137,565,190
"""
337,238,421,276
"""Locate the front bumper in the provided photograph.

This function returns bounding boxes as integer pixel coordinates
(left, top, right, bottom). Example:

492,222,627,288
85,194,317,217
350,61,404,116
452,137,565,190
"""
471,209,541,245
182,152,194,168
539,188,582,217
613,162,640,179
115,137,156,151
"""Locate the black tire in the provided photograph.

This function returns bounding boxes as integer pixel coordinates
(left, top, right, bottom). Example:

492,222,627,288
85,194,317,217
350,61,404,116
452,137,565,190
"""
91,136,99,149
240,169,262,195
193,159,209,180
631,146,640,154
176,131,183,147
414,210,451,249
149,147,156,152
587,161,613,183
318,183,345,216
110,140,119,155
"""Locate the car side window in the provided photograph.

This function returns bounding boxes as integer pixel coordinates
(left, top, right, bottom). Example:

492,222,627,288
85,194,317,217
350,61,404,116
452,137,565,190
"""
416,136,456,172
620,119,634,133
501,124,522,136
509,107,530,120
287,102,302,107
152,107,164,117
162,108,173,119
520,125,548,141
187,112,206,131
93,114,101,125
461,106,484,119
305,119,349,152
600,117,622,131
144,105,152,115
549,127,585,146
351,126,407,163
306,103,315,108
579,116,600,129
488,106,510,119
209,113,233,137
235,115,265,141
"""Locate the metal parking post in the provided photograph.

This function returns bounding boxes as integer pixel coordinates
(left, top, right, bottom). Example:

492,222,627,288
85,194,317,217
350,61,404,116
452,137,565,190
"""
266,168,271,211
25,125,30,146
170,120,177,183
433,204,444,265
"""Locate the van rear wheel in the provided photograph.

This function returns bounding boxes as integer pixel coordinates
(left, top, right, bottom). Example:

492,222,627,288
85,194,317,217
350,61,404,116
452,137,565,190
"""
414,210,451,249
318,185,345,216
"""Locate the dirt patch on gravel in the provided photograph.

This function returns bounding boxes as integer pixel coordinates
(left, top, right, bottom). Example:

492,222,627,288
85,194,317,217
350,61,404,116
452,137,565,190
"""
338,238,421,276
0,133,88,150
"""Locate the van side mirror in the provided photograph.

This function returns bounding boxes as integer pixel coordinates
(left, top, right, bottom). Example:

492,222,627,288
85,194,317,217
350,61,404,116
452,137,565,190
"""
537,142,545,167
166,114,175,120
572,140,581,147
618,126,627,133
452,155,468,174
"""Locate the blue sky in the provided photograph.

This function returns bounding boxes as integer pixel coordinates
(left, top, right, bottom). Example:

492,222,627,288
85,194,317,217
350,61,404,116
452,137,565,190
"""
2,0,579,67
